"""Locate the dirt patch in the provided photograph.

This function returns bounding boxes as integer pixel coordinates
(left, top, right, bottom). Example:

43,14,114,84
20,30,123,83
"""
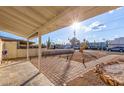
67,70,106,86
70,50,108,63
94,56,124,86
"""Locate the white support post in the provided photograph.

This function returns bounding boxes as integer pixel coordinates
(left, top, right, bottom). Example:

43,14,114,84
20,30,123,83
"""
27,39,29,61
0,39,2,64
38,33,42,70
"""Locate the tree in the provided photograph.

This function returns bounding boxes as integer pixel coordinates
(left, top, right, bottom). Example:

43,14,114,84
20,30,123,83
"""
81,39,88,49
47,37,51,49
94,40,97,48
70,37,80,47
42,43,46,48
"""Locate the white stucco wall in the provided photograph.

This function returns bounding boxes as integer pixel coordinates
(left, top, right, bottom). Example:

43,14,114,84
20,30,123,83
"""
108,37,124,48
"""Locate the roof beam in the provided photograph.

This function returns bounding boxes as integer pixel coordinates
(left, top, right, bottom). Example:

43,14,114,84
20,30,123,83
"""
26,31,38,39
0,12,35,30
0,25,26,38
12,7,47,25
0,19,32,34
0,7,39,27
0,21,30,36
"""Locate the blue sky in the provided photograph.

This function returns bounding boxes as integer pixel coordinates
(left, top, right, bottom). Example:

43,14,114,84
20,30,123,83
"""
0,7,124,44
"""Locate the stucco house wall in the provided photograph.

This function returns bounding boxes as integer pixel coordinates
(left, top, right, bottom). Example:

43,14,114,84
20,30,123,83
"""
108,37,124,48
3,41,38,59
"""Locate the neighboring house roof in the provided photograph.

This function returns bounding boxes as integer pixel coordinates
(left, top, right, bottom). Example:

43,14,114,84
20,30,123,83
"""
0,35,21,41
0,36,34,44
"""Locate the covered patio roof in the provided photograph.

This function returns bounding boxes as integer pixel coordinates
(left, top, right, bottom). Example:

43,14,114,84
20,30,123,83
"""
0,6,119,39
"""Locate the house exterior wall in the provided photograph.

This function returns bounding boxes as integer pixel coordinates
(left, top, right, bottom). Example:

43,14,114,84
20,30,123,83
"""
3,41,38,59
0,39,3,64
4,41,17,59
108,37,124,48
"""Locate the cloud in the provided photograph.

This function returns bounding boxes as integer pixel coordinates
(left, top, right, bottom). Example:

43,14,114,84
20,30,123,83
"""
108,7,122,14
89,21,106,31
116,7,122,10
113,35,119,38
81,25,92,32
81,21,106,32
89,21,100,28
108,10,114,14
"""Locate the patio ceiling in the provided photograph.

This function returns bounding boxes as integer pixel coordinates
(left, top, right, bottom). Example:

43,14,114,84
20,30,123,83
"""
0,6,119,39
